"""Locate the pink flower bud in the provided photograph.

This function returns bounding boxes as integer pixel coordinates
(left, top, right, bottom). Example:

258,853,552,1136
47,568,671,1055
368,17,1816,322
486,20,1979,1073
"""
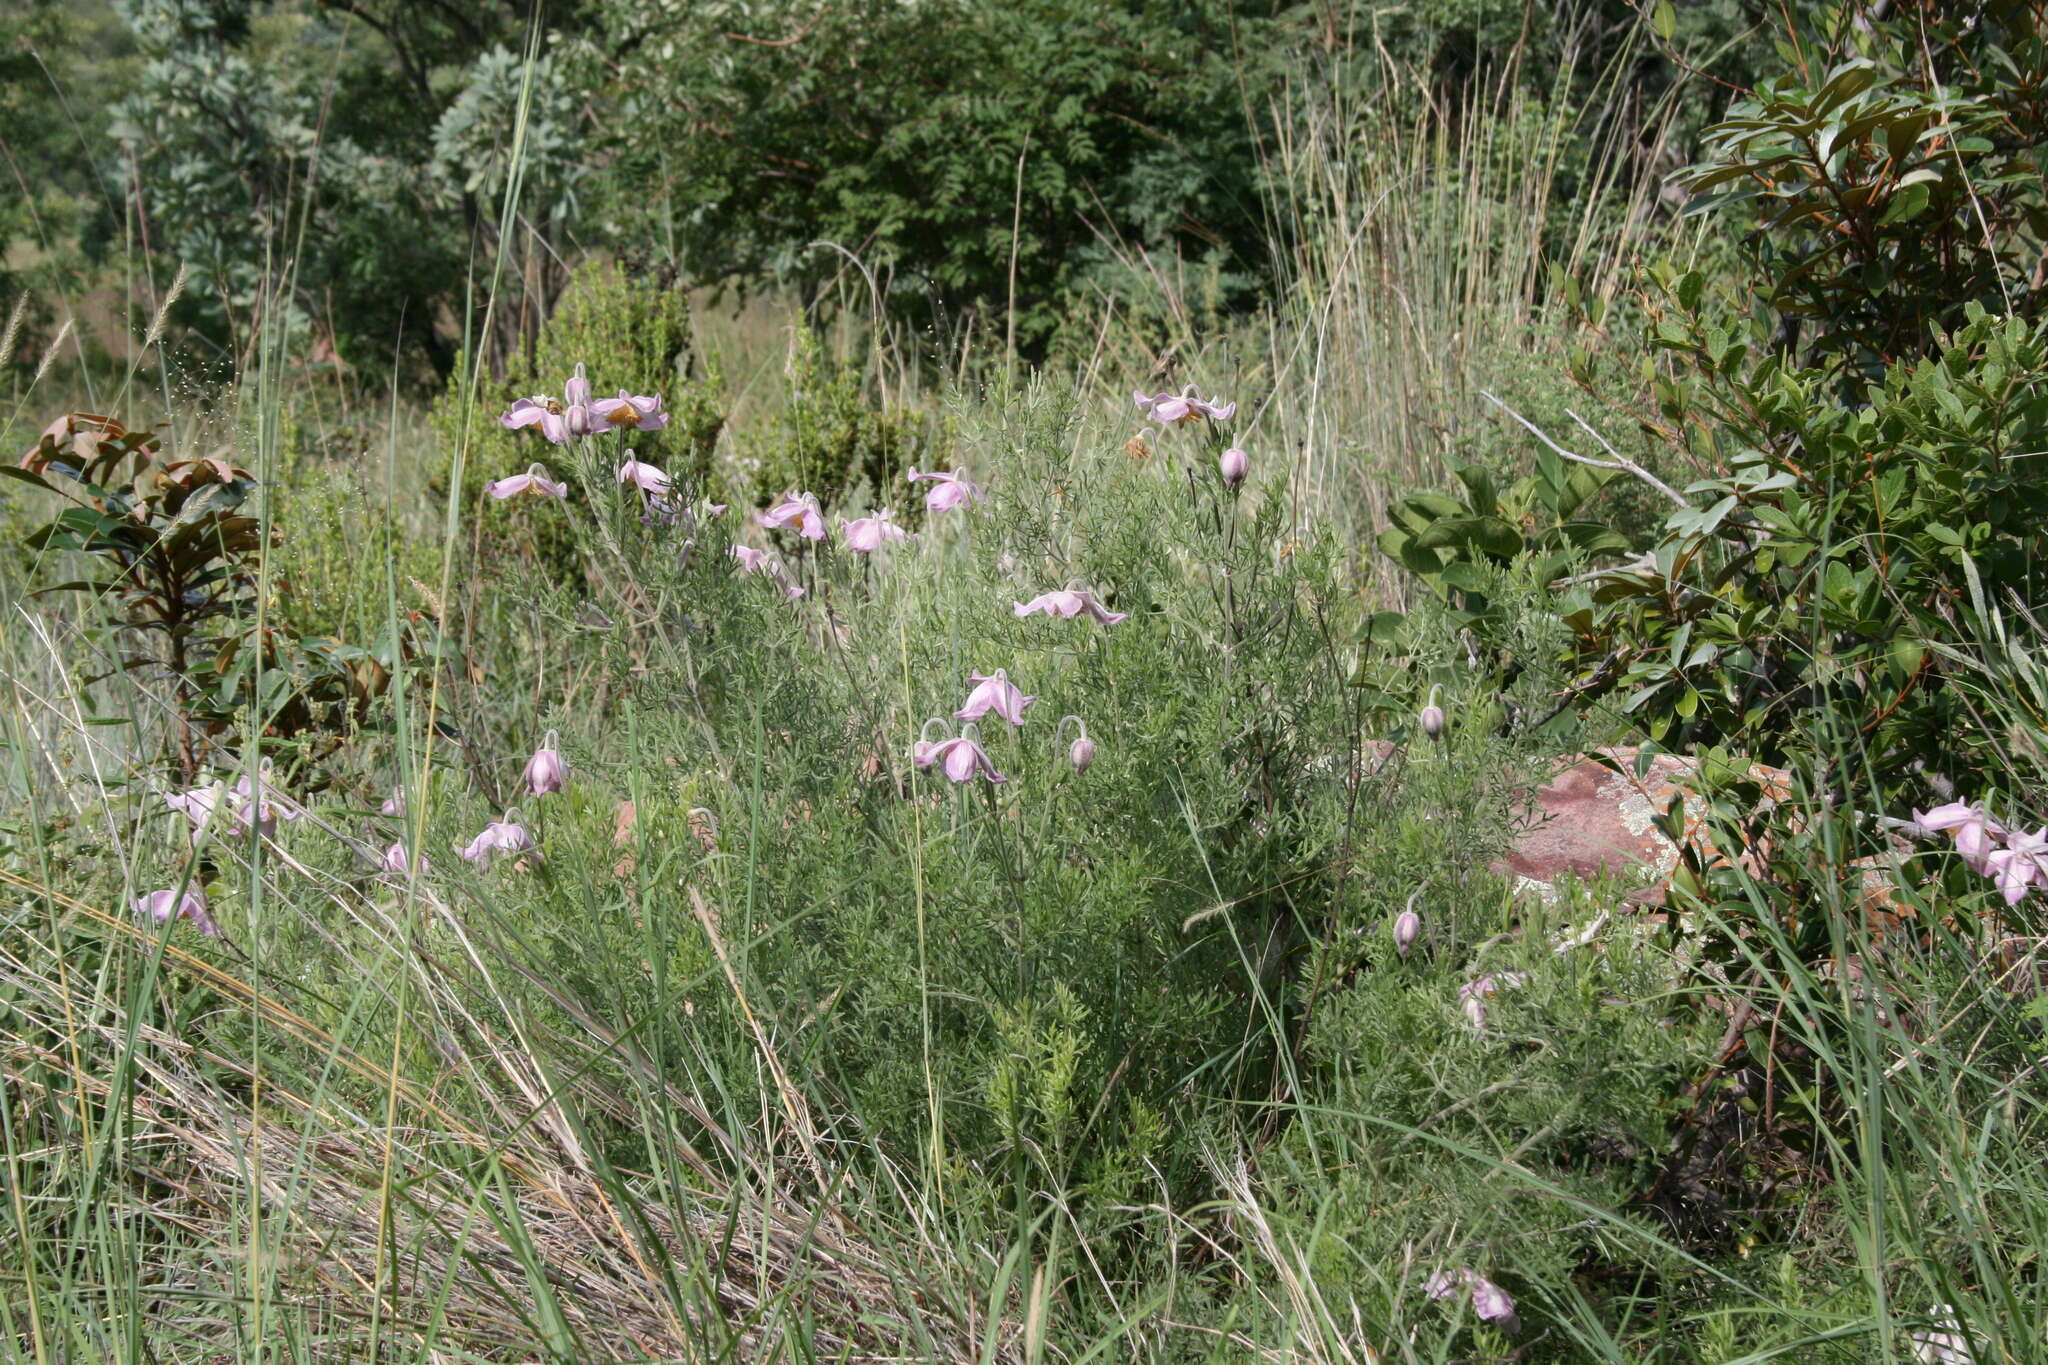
1393,908,1421,957
1219,446,1249,490
1420,685,1446,741
1070,736,1096,773
524,731,568,797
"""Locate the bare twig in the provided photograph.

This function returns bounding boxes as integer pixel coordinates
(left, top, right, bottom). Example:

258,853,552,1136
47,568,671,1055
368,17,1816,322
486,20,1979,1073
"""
1479,389,1693,509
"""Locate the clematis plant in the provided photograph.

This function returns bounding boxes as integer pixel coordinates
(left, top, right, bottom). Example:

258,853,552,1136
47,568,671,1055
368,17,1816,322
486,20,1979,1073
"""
616,455,672,497
1424,1269,1520,1333
227,758,302,839
460,812,538,866
730,545,805,599
1013,582,1126,625
1057,715,1095,773
591,389,668,432
487,463,568,500
759,491,827,541
524,731,569,797
1986,825,2048,906
954,669,1034,727
841,509,908,552
1133,386,1236,424
136,886,218,937
380,842,430,879
1219,446,1249,489
906,467,985,513
503,364,601,445
914,720,1007,784
1914,800,2004,875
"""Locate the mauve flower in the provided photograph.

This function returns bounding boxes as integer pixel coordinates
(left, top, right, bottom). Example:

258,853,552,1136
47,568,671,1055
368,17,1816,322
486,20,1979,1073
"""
1134,387,1236,424
906,467,985,512
1013,585,1126,626
954,669,1034,727
460,813,537,866
590,389,668,432
135,886,218,937
1912,1306,1978,1365
841,510,908,552
487,463,568,500
617,455,672,496
759,491,827,541
928,728,1007,784
1986,826,2048,905
381,787,405,817
1457,972,1526,1033
729,545,805,598
1393,908,1421,957
1914,800,2005,875
524,731,568,797
502,363,600,444
228,759,301,839
380,842,429,878
165,781,227,829
1220,447,1249,489
1425,1269,1519,1332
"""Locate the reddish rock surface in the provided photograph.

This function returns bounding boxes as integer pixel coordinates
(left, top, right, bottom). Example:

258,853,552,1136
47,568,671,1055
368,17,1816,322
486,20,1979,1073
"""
1492,748,1790,905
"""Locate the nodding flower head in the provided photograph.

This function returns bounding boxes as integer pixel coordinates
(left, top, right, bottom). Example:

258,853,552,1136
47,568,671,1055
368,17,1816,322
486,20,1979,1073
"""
380,786,406,817
906,467,985,513
460,812,538,867
1219,446,1249,490
592,389,668,432
841,509,908,552
487,463,569,500
759,491,827,541
616,455,672,497
1424,1269,1519,1333
524,731,569,797
380,841,429,879
228,757,300,839
1420,685,1446,742
730,544,804,598
1393,894,1422,957
920,722,1006,784
501,363,600,444
1914,799,2005,876
1134,386,1236,425
954,669,1035,727
1013,582,1126,626
1058,715,1096,773
136,886,218,937
1457,972,1526,1033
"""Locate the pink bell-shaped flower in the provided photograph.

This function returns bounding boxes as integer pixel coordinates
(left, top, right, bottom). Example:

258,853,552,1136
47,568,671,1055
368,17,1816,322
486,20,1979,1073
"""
616,455,672,496
1013,582,1126,626
759,491,827,541
524,731,568,797
841,509,909,552
487,463,569,500
591,388,668,432
954,669,1034,727
906,467,985,512
460,812,538,866
135,886,219,937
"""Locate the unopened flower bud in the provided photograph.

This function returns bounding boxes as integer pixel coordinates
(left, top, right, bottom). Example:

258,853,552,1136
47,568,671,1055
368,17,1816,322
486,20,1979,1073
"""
1393,908,1421,957
1420,685,1446,742
1219,446,1249,490
1059,715,1095,774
